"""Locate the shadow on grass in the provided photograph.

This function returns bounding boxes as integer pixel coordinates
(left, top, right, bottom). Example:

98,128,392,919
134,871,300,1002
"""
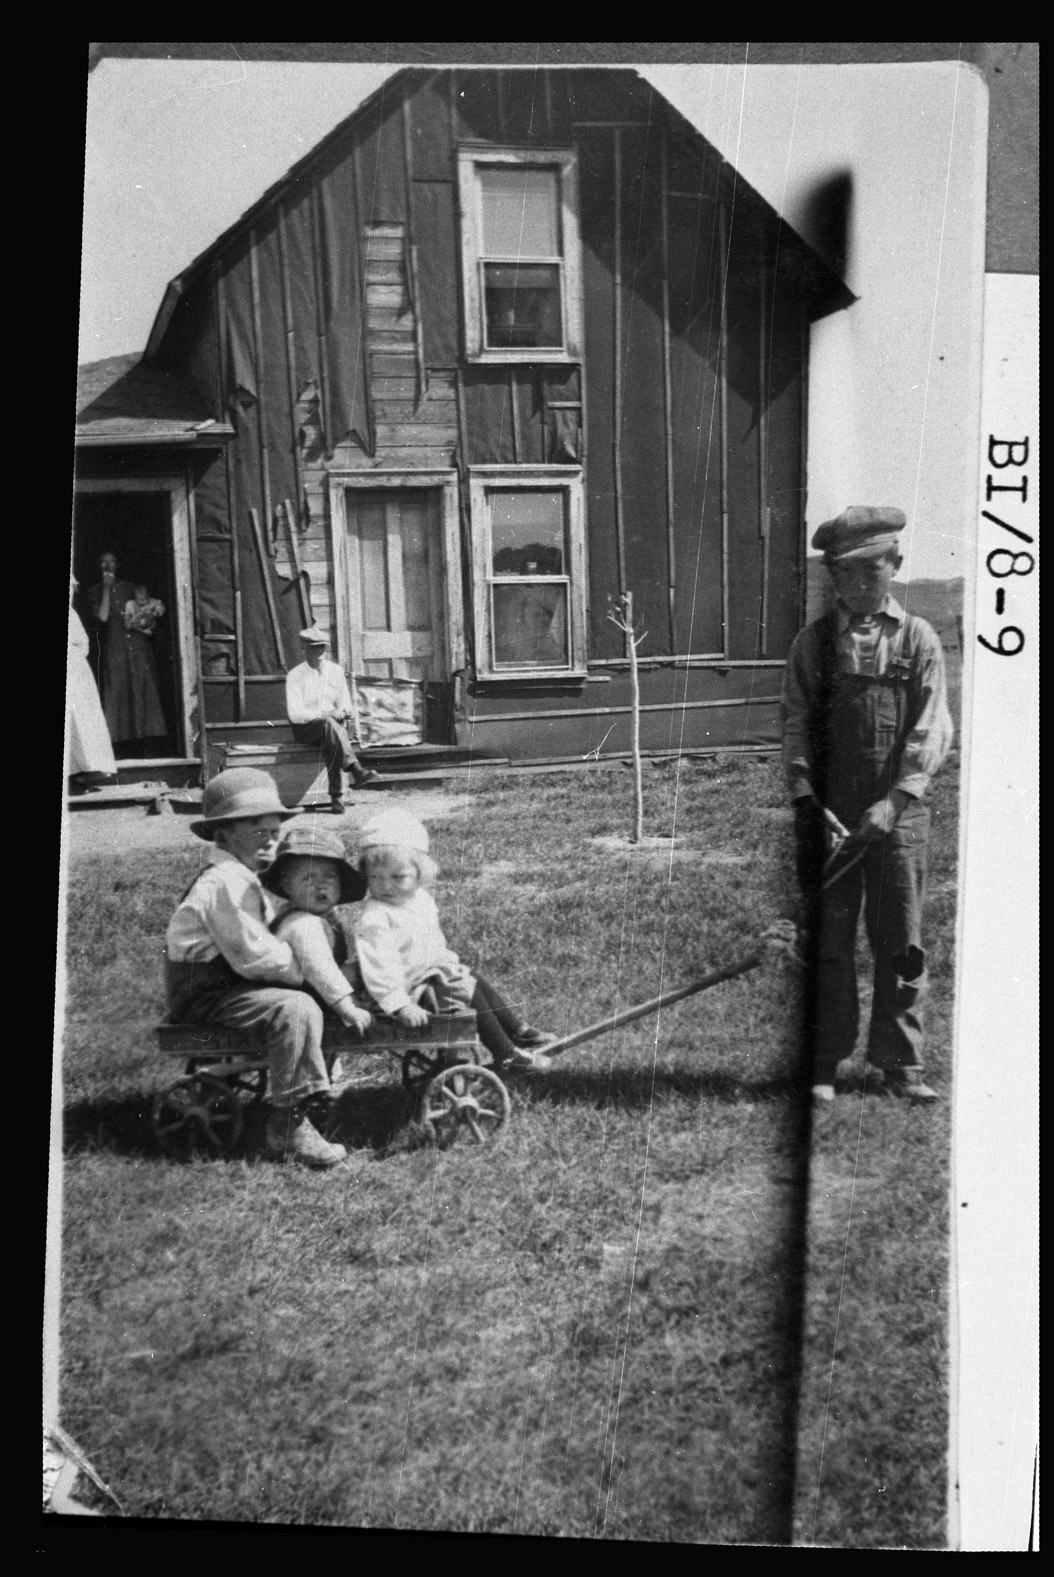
62,1081,420,1163
510,1064,804,1108
63,1065,805,1163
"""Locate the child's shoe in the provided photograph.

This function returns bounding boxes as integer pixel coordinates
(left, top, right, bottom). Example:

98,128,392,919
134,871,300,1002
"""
266,1107,348,1168
513,1025,558,1051
886,1070,939,1104
503,1047,553,1073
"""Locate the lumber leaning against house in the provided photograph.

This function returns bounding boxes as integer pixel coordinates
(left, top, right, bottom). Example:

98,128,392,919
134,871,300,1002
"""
74,67,853,772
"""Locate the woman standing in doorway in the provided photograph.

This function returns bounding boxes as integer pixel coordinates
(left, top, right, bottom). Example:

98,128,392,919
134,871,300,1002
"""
88,550,167,752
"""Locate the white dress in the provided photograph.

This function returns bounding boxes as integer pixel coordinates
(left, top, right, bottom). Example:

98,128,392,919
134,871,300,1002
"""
67,608,117,777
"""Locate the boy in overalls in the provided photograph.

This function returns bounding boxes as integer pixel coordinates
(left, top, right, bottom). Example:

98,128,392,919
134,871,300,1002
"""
781,507,954,1105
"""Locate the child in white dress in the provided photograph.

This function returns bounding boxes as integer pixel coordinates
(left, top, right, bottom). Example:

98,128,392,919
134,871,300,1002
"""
352,809,554,1071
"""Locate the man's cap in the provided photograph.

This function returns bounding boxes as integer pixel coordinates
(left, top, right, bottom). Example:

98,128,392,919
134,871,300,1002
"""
190,767,297,840
353,808,430,867
299,626,328,645
261,822,366,905
812,506,906,562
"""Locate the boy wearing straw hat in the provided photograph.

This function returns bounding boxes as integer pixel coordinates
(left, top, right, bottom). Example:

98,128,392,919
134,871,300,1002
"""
781,507,953,1107
165,767,353,1168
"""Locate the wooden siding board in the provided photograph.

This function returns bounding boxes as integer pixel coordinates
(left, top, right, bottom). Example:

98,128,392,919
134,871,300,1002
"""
764,273,806,656
457,71,502,141
409,179,460,367
503,69,550,141
357,99,410,228
668,194,724,654
407,75,454,181
617,124,672,658
578,128,621,659
723,281,764,660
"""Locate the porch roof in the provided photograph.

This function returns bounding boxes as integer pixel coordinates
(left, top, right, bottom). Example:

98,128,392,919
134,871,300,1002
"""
75,354,234,447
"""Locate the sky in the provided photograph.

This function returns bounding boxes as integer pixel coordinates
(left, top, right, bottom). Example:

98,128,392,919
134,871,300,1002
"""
79,57,987,581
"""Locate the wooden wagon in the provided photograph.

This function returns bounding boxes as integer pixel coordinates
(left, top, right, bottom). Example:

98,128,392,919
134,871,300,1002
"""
151,1009,512,1156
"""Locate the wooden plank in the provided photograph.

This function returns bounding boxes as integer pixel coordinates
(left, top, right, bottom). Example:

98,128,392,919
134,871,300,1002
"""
276,208,305,526
370,352,418,378
367,330,418,350
369,447,456,468
248,506,287,669
758,255,771,658
612,127,627,648
371,377,418,400
661,126,677,656
373,400,457,425
367,284,411,311
375,424,458,447
373,419,454,444
282,499,312,626
365,260,404,281
216,267,246,722
247,231,273,546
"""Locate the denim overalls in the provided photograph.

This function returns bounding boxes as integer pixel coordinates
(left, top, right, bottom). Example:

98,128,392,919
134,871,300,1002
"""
806,611,929,1080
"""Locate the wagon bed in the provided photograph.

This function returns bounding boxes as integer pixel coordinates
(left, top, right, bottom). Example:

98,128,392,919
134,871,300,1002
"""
152,1009,511,1156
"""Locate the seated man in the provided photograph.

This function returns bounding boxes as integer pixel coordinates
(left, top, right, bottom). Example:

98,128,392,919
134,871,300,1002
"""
165,767,358,1169
286,626,378,814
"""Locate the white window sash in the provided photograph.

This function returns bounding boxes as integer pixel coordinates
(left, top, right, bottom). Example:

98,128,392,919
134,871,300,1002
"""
457,146,583,364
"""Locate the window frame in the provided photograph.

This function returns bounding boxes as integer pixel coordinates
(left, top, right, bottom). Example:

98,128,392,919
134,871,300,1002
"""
457,145,583,365
468,466,587,679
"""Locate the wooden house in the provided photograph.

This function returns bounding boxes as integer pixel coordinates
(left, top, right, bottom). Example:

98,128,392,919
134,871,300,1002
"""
74,67,852,785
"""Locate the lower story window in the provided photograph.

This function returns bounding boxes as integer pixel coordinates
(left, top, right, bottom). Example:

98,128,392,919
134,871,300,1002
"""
468,468,586,678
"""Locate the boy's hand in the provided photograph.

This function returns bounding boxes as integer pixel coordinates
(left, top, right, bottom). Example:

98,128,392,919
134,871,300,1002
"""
334,998,372,1034
397,1003,431,1028
858,791,911,841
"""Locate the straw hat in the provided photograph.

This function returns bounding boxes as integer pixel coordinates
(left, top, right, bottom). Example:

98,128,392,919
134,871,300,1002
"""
190,768,296,841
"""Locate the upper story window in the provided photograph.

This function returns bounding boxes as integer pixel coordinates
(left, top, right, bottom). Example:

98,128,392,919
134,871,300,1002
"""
457,147,583,364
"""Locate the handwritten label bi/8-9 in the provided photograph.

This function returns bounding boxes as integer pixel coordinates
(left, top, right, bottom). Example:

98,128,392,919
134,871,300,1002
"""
979,437,1033,656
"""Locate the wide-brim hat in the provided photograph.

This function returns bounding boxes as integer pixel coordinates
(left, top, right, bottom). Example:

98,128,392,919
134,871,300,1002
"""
353,808,430,867
298,625,329,646
190,767,297,840
812,505,906,562
261,822,366,904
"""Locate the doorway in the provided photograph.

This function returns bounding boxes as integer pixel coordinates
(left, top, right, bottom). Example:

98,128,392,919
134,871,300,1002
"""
72,489,183,758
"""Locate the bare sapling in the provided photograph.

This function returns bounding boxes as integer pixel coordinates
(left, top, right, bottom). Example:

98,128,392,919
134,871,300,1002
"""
607,592,644,843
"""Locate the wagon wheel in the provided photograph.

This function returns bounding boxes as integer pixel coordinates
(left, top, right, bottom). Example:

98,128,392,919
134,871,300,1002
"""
152,1073,244,1158
186,1057,267,1106
401,1045,448,1095
418,1063,511,1150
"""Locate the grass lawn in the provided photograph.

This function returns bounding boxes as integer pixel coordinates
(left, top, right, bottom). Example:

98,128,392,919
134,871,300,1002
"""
57,753,957,1543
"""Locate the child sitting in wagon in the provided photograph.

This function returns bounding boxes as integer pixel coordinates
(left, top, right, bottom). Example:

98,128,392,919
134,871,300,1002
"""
351,809,555,1072
262,822,373,1087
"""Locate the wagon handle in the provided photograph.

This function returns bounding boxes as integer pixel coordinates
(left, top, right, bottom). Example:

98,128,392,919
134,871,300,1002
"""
543,951,763,1059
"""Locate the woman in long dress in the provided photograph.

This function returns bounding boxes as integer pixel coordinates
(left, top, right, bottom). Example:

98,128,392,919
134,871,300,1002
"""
67,577,117,783
87,550,166,749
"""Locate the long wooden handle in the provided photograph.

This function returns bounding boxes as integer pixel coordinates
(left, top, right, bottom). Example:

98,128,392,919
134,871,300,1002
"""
544,951,763,1059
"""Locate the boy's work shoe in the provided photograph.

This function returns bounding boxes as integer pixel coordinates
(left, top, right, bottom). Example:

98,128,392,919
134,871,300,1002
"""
513,1024,558,1052
811,1083,836,1105
266,1108,348,1168
492,1047,553,1074
330,796,345,816
886,1070,939,1104
351,768,381,789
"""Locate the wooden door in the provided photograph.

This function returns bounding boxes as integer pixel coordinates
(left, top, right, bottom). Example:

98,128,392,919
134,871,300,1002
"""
345,489,446,682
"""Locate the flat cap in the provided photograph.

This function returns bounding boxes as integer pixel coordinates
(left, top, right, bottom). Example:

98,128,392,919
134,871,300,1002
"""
298,625,328,645
812,506,906,562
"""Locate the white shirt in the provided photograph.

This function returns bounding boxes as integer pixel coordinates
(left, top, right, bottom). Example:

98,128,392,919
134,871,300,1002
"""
354,889,475,1015
285,658,355,726
166,847,303,985
271,910,357,1008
